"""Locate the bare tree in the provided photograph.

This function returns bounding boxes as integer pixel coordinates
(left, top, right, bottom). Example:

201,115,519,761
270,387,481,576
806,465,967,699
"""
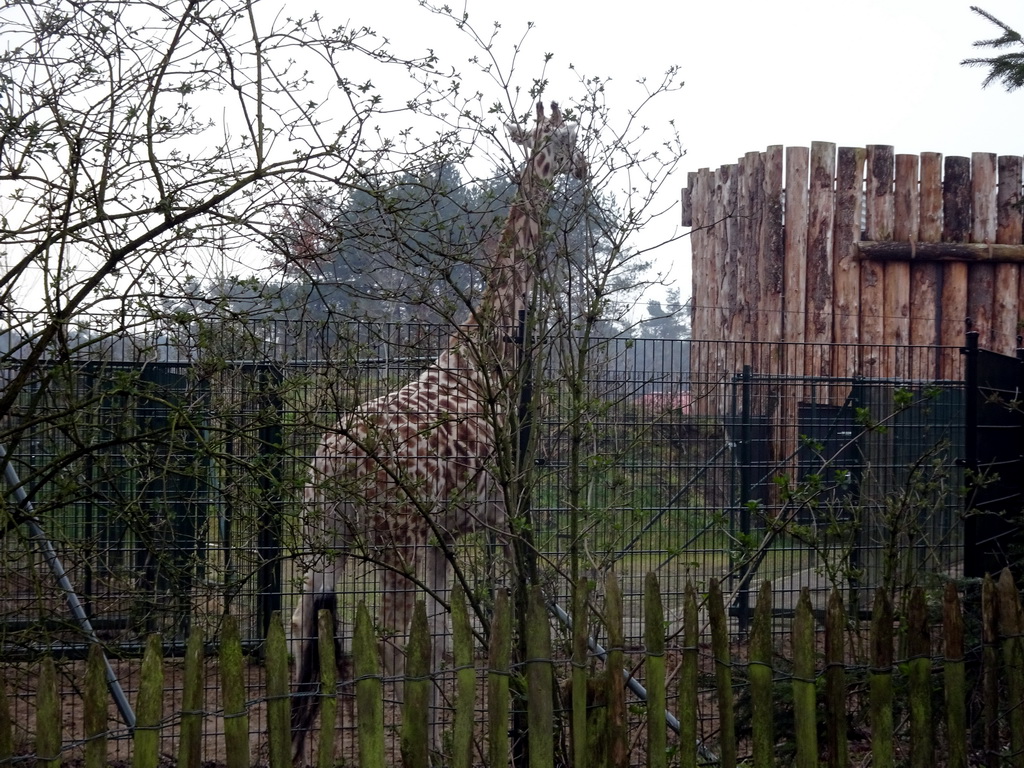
0,5,689,761
0,0,474,399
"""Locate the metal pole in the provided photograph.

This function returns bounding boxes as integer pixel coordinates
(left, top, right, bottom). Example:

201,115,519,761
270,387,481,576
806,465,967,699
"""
0,445,136,728
962,331,982,577
737,364,753,634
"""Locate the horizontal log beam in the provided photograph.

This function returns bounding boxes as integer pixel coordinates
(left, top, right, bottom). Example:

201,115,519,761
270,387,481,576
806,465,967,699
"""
858,240,1024,262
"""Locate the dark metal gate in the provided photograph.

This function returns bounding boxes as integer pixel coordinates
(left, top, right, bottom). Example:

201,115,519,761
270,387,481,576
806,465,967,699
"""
728,362,965,630
963,331,1024,578
1,360,285,651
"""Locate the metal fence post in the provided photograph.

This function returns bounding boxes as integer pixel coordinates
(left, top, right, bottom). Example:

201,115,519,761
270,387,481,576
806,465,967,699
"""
254,364,284,639
735,364,753,635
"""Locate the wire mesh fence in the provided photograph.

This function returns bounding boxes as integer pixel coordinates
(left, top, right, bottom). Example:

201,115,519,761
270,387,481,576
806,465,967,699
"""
0,318,973,765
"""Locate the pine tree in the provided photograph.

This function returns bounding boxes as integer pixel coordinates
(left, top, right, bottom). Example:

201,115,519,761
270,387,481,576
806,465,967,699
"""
962,6,1024,91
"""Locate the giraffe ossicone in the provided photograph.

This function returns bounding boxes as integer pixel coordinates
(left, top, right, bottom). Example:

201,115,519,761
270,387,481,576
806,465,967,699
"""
290,101,586,758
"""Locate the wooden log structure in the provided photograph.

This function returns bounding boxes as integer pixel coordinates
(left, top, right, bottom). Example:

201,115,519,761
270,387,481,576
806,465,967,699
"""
683,145,1024,381
858,241,1024,262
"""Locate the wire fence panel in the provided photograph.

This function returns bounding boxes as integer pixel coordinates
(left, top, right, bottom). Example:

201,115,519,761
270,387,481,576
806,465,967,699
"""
0,319,974,765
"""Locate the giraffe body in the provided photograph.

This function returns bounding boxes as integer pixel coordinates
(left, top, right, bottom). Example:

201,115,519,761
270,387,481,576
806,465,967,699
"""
291,102,585,756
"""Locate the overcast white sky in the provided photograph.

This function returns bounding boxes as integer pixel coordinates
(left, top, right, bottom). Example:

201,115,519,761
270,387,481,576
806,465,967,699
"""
390,0,1022,159
325,0,1022,308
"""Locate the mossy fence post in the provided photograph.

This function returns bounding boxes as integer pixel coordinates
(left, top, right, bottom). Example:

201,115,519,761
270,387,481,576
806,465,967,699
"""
450,584,475,768
315,609,336,768
83,644,107,768
708,578,736,768
400,600,431,768
354,601,385,768
220,615,250,768
133,634,163,768
15,573,1024,767
177,625,205,768
749,580,773,768
997,569,1024,768
644,572,667,768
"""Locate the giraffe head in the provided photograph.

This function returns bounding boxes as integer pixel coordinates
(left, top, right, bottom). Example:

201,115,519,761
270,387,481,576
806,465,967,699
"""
508,101,587,181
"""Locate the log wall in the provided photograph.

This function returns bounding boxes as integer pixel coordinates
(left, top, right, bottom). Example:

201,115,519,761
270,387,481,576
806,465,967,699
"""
683,145,1024,381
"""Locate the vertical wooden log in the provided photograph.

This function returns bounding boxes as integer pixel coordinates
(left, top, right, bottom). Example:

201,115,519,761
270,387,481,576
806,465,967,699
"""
792,588,817,768
890,154,917,377
912,152,943,380
572,578,591,768
688,172,701,336
736,153,754,343
805,141,836,379
315,610,337,768
997,569,1024,768
680,583,699,768
970,153,998,349
762,146,786,350
707,579,736,768
833,147,866,356
749,581,774,768
893,155,921,248
692,167,714,343
488,590,511,768
761,145,789,476
450,584,475,768
644,573,667,768
605,573,627,768
863,145,894,376
715,164,732,344
825,589,849,768
36,656,60,768
907,587,933,768
996,155,1023,354
681,172,695,227
866,145,897,239
220,615,250,768
178,625,205,768
400,601,430,768
723,164,744,345
713,165,733,405
526,585,554,768
133,634,163,768
783,146,810,377
941,156,972,377
354,602,385,768
870,588,894,768
690,169,706,340
84,644,107,768
265,614,290,768
942,583,967,768
981,576,999,768
743,151,766,344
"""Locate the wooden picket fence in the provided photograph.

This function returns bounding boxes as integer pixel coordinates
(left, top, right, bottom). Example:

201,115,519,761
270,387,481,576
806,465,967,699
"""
3,569,1024,768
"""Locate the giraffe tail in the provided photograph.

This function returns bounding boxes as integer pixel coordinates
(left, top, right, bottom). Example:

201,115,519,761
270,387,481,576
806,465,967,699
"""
291,587,340,760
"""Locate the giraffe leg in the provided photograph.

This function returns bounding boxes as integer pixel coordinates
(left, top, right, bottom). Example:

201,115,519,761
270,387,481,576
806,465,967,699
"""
487,497,514,589
424,539,452,667
379,544,417,681
291,554,346,759
423,542,452,749
475,471,513,588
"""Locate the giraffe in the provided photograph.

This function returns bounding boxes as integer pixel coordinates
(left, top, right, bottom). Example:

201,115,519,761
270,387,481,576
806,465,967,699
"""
290,101,587,755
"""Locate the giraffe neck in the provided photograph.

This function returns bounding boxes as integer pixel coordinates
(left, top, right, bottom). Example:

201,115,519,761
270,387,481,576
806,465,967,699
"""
464,150,556,346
